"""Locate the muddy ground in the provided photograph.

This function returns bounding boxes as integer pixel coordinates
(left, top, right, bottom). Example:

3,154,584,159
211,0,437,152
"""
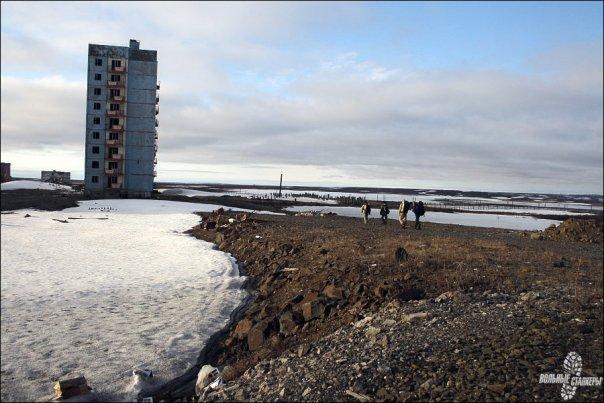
149,212,603,401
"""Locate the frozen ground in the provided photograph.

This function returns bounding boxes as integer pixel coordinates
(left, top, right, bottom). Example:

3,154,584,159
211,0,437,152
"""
0,200,251,402
1,180,73,191
285,206,561,231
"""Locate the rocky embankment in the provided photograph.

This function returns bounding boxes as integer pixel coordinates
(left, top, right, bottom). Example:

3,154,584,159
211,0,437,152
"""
209,287,602,402
161,211,603,402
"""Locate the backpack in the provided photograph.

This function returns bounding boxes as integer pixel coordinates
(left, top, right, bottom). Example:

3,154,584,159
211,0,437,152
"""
418,201,425,216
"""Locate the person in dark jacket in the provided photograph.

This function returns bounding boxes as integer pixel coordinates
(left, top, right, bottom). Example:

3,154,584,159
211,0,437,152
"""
379,202,390,224
412,201,425,229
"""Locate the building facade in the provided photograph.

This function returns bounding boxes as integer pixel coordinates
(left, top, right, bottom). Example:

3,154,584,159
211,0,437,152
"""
42,170,71,184
84,39,159,198
0,162,10,183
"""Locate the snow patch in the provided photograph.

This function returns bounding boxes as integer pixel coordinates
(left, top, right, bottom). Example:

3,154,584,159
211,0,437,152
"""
0,199,246,401
1,180,73,191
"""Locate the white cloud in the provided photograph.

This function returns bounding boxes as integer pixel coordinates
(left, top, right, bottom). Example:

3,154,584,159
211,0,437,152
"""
1,2,602,193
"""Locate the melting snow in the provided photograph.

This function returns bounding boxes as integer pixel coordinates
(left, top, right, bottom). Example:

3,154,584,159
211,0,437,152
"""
0,200,247,401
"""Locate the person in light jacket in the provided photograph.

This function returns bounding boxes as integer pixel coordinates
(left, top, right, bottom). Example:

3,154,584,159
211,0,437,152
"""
361,202,371,224
398,200,411,228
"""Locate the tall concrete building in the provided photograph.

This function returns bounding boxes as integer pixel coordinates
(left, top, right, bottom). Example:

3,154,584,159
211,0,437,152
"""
84,39,159,198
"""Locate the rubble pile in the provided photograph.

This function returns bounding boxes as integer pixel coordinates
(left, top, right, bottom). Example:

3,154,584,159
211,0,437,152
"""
527,219,603,243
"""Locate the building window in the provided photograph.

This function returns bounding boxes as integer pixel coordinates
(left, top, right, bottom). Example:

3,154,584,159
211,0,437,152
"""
109,132,119,140
92,131,100,139
92,175,99,183
110,103,120,111
110,74,121,82
109,118,120,126
92,146,99,154
110,89,121,97
94,88,101,96
94,73,101,81
111,59,122,68
110,176,118,184
108,147,118,156
91,161,99,168
95,58,102,66
108,161,118,169
93,117,101,125
93,102,101,110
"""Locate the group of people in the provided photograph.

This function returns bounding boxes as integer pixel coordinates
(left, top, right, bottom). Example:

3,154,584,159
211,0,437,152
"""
360,200,425,229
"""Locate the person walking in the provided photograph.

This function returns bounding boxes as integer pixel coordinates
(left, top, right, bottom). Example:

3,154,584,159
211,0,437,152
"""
398,200,411,228
361,201,371,224
379,202,390,224
412,200,425,229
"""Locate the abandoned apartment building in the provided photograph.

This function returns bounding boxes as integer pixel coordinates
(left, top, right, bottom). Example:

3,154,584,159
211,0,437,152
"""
84,39,159,198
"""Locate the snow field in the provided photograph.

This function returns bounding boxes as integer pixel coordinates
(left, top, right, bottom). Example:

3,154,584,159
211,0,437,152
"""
0,200,246,401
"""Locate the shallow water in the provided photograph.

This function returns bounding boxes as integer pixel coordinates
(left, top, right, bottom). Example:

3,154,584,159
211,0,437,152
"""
285,205,561,231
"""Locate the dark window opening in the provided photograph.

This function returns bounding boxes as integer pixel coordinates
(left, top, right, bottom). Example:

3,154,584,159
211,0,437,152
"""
92,175,99,183
111,60,122,68
92,146,99,154
91,161,99,168
108,161,118,169
110,89,121,97
109,132,119,140
110,103,120,111
92,131,100,139
110,74,121,82
95,73,102,81
109,118,120,126
93,102,101,110
93,88,101,95
110,176,118,184
95,58,102,66
93,117,101,125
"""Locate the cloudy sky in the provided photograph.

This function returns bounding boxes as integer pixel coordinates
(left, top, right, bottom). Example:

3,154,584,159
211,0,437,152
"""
1,1,602,193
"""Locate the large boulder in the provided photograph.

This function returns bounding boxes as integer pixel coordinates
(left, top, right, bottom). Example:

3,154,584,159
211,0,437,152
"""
247,321,268,351
278,311,298,336
322,284,344,300
301,300,325,322
233,318,253,340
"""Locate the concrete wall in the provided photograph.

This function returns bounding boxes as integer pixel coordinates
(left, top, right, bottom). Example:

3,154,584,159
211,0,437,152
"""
84,41,157,197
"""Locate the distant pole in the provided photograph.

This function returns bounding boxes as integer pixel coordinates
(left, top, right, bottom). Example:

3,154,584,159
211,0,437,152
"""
279,174,283,197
